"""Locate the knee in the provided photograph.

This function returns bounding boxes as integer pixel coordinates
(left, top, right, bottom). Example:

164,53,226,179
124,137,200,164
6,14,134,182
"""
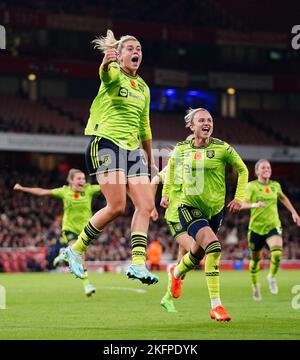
107,201,126,218
135,199,155,216
271,249,282,261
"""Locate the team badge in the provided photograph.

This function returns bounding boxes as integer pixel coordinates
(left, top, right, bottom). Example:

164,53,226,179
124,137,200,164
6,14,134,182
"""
192,209,202,217
174,223,183,232
206,150,215,159
100,154,111,166
138,84,144,93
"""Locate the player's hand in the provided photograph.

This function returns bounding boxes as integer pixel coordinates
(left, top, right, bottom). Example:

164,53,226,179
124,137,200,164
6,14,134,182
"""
257,201,266,208
13,183,22,191
160,196,169,209
292,212,300,226
150,208,159,221
101,49,119,70
227,199,242,214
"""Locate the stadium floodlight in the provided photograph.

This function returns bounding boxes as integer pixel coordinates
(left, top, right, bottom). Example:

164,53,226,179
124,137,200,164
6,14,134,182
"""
226,87,236,95
27,73,37,81
0,25,6,50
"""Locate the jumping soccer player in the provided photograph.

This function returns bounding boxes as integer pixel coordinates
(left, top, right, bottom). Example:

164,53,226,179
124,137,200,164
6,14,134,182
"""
63,29,158,285
13,168,101,296
161,107,249,321
241,159,300,301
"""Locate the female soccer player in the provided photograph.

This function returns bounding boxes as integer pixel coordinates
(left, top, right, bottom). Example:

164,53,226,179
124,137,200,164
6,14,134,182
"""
13,169,101,296
151,137,203,313
64,29,158,285
241,159,300,301
161,107,249,321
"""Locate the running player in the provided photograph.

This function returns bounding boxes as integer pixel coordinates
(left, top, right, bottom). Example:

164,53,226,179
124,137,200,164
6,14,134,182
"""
241,159,300,301
151,137,203,313
161,108,249,321
13,168,101,296
63,29,158,285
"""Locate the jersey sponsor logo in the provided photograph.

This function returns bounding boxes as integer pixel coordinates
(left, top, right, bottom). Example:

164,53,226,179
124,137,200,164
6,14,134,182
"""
206,150,215,159
193,152,202,160
130,80,137,89
118,87,128,97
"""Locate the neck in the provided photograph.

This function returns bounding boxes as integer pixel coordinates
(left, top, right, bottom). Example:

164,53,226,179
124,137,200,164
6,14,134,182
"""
121,66,136,77
258,177,269,184
194,137,210,147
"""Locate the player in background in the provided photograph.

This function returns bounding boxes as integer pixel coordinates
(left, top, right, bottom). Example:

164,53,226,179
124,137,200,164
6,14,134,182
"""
151,136,202,313
240,159,300,301
13,168,101,296
63,29,158,285
161,108,249,321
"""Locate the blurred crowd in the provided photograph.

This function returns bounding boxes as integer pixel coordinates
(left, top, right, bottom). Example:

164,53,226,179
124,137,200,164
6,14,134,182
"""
0,170,299,271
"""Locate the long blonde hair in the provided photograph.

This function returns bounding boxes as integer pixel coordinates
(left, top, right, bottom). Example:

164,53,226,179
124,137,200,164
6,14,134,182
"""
92,29,138,54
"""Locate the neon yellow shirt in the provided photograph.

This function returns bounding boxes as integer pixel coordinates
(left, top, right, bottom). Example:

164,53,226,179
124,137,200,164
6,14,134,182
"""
159,166,181,223
246,180,282,235
52,183,101,234
163,138,248,219
85,62,152,150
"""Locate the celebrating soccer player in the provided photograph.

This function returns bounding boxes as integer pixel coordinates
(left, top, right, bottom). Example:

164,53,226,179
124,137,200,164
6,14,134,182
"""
13,169,100,296
151,138,202,313
161,108,249,321
63,29,158,285
240,159,300,301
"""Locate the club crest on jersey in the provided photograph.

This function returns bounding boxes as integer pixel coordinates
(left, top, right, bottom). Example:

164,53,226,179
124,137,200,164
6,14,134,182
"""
130,80,137,89
206,150,215,159
118,87,128,97
138,84,144,93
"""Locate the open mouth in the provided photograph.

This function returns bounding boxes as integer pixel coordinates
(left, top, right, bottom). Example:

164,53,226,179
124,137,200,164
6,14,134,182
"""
131,56,139,64
201,126,210,134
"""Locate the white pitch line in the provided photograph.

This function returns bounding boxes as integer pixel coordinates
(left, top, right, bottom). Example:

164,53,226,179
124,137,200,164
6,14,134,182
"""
97,286,147,294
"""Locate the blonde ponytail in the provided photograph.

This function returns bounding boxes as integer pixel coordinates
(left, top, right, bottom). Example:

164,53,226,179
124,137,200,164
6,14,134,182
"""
92,29,139,53
92,29,119,53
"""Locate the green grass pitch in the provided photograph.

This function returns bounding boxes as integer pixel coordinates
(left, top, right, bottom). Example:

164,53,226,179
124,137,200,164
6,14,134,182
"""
0,270,299,340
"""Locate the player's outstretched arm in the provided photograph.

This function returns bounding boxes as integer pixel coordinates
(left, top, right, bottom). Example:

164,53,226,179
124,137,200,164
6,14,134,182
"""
13,183,53,197
279,192,300,226
240,200,266,210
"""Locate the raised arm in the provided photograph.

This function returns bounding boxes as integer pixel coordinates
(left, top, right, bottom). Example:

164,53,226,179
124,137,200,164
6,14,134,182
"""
99,50,120,84
279,192,300,226
13,183,53,197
